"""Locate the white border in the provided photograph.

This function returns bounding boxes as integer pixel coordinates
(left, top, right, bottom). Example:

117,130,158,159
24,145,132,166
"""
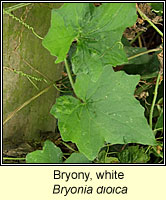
1,1,165,166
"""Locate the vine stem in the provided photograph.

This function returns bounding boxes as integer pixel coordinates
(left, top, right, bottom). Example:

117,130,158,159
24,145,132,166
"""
136,5,163,37
64,58,75,91
149,72,161,129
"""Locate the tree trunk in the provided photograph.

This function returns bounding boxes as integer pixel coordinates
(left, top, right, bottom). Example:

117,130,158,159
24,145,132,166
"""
3,3,63,150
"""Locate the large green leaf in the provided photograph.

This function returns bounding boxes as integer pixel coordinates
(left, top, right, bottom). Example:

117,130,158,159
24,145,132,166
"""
42,3,91,63
42,3,137,79
51,66,156,160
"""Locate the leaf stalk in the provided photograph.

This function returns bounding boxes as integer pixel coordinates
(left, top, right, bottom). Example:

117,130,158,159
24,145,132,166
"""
136,5,163,37
149,72,161,129
64,58,75,91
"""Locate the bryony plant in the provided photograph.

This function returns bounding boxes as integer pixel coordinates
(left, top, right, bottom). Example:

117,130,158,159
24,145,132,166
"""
26,140,91,163
32,3,156,161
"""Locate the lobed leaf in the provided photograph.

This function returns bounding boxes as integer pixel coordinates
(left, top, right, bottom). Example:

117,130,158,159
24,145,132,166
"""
51,66,156,160
42,3,137,79
42,3,91,63
26,140,63,163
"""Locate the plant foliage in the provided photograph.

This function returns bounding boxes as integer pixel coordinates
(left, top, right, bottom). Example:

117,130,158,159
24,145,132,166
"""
42,3,156,160
26,140,91,163
42,3,137,80
26,140,63,163
117,146,150,163
3,3,163,164
51,66,156,160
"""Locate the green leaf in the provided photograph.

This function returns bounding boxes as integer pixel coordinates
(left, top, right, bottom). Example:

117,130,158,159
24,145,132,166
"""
65,153,92,163
42,3,91,63
118,146,150,163
125,47,151,65
26,140,63,163
42,3,137,79
51,66,156,160
26,140,92,163
121,36,131,47
72,3,137,78
155,109,163,130
123,50,160,78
